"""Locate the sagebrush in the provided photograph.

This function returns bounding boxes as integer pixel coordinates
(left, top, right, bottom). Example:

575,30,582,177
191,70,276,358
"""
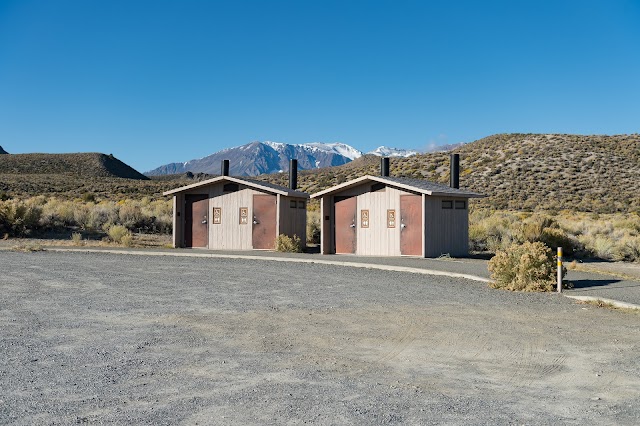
488,241,566,292
275,234,303,253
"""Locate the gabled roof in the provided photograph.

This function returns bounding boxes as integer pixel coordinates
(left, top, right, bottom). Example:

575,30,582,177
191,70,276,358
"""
163,175,310,198
310,175,484,198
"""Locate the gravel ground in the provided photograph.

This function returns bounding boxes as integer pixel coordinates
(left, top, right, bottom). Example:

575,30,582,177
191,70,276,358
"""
1,251,639,425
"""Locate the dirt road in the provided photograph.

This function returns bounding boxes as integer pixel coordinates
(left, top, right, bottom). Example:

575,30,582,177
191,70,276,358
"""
1,251,639,425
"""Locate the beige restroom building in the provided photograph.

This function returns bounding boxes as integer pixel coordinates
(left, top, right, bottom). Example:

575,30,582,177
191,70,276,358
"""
311,156,483,257
164,160,308,250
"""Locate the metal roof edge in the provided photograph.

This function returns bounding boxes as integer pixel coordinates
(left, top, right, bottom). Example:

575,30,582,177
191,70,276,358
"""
310,175,375,198
163,175,309,197
310,174,485,198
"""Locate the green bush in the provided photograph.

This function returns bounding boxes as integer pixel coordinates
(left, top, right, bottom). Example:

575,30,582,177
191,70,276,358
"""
275,234,302,253
107,224,131,244
488,241,566,292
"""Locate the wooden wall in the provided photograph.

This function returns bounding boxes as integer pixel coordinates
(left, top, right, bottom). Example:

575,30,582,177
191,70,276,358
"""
172,193,184,248
320,196,331,255
172,182,307,250
208,187,260,250
423,196,469,257
319,184,416,256
318,183,471,257
278,196,307,246
354,187,408,256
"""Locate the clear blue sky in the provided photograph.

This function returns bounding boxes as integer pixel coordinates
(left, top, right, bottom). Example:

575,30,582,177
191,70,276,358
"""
1,1,639,172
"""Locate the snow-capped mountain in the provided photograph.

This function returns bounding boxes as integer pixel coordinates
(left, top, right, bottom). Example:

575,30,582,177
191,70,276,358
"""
367,146,419,158
146,141,364,177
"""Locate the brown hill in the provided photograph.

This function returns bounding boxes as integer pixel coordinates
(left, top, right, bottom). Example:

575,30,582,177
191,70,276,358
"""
2,134,639,214
257,133,640,213
0,153,148,180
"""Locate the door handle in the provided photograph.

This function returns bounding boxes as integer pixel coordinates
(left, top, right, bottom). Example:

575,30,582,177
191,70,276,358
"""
202,220,207,224
401,223,406,229
253,220,259,225
350,224,356,228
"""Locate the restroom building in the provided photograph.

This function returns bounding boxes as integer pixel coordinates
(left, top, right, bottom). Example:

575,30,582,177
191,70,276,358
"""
164,160,308,250
310,156,483,257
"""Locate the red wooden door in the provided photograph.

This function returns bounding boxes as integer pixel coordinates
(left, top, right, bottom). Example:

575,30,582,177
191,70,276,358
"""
334,196,357,254
185,194,209,248
252,194,277,249
400,195,422,256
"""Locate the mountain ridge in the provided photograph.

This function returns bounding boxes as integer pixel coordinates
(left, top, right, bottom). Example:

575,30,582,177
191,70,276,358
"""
0,146,8,155
146,141,422,176
256,133,640,213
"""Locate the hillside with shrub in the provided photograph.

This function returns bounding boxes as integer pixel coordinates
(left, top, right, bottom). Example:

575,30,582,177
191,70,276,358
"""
1,134,639,260
258,133,640,214
0,153,149,180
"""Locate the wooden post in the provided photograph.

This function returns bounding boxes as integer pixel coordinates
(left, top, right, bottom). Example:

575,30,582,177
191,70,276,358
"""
557,247,563,293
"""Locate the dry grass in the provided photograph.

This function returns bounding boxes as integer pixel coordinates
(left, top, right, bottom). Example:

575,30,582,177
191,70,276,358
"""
10,243,45,252
577,299,640,314
1,233,171,249
469,209,640,262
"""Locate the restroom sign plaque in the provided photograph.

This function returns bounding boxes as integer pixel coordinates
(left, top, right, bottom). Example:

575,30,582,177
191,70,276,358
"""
361,210,369,228
239,207,249,224
213,207,222,224
387,209,396,228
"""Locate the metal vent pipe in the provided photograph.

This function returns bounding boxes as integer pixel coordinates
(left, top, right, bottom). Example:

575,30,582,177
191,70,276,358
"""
450,154,460,189
221,159,230,176
380,157,390,177
289,159,298,190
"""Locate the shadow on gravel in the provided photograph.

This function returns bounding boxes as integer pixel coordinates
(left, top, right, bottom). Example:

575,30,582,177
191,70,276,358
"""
570,279,621,289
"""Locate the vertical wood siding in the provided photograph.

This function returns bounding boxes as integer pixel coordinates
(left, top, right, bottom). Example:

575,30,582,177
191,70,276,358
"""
208,187,262,250
322,185,416,256
354,187,406,256
278,197,307,246
171,182,308,250
173,194,184,248
424,196,469,257
320,196,331,254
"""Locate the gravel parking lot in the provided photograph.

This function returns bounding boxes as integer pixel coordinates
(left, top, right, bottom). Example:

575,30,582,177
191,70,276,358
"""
1,251,639,425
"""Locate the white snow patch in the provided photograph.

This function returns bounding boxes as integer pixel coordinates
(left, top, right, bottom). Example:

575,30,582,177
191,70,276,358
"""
367,146,418,158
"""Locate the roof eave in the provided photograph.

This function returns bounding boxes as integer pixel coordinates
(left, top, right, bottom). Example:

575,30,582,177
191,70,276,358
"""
310,174,485,199
310,175,376,198
162,175,307,197
430,192,486,198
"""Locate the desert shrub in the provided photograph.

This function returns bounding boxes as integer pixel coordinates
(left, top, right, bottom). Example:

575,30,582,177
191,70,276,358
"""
469,210,520,252
120,233,134,247
488,241,565,292
621,237,640,262
0,200,43,237
118,203,142,229
580,235,616,260
516,215,555,243
306,210,321,244
107,224,131,244
275,234,302,253
71,232,83,246
73,204,91,229
88,203,119,231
